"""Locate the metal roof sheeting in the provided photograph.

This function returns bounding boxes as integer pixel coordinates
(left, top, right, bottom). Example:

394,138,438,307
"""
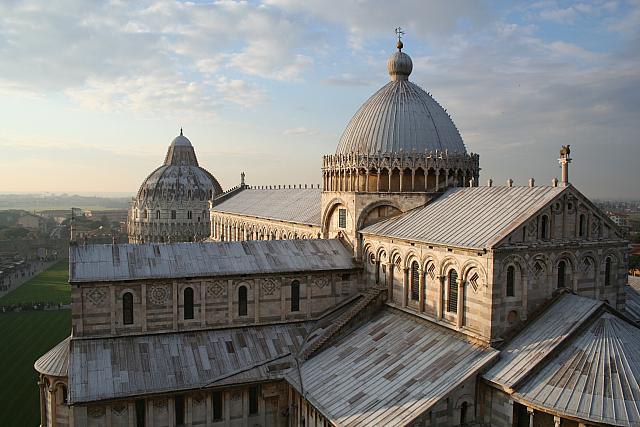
287,309,498,427
34,336,70,377
212,188,321,226
69,322,314,404
484,294,601,390
362,186,565,249
335,80,467,155
626,277,640,323
514,312,640,426
70,239,355,283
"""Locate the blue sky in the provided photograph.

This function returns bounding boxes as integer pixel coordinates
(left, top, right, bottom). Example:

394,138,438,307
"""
0,0,638,199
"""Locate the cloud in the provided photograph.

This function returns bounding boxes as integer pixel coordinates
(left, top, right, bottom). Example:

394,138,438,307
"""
282,126,318,136
266,0,492,42
325,73,373,87
215,77,267,108
0,0,316,114
406,19,640,197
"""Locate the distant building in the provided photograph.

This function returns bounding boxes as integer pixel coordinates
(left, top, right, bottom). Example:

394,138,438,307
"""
17,212,47,233
607,211,628,227
127,131,223,243
37,39,637,427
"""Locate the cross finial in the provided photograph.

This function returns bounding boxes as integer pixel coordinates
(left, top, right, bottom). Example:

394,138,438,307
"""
395,27,404,51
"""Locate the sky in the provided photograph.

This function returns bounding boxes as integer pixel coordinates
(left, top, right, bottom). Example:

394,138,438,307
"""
0,0,639,199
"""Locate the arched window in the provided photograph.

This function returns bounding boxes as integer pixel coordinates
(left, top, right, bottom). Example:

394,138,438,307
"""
557,261,566,288
142,209,148,219
447,270,458,313
61,385,68,404
238,286,247,316
183,287,194,320
579,214,586,237
187,211,192,220
291,280,300,312
460,402,468,426
123,292,134,325
156,210,160,219
541,215,549,240
506,266,515,297
410,261,420,301
605,257,612,287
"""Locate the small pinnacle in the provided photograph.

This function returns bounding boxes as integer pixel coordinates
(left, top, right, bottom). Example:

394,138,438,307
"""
180,127,183,136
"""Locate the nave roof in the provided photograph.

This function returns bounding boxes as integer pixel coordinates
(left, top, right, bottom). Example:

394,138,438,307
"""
70,238,355,283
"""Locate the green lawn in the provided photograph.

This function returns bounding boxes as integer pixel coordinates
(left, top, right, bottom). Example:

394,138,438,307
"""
0,310,71,427
0,261,70,305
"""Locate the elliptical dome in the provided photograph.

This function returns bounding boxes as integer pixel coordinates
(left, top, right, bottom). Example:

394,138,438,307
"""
336,45,466,156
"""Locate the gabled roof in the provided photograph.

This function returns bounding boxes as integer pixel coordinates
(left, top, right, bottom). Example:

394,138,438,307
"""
286,309,498,427
212,187,322,226
34,336,70,377
484,294,602,391
361,186,564,250
70,239,355,283
69,322,314,404
514,311,640,426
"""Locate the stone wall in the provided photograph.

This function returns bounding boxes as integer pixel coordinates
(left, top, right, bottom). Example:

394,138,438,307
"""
361,234,495,343
210,212,321,242
71,381,289,427
72,270,360,338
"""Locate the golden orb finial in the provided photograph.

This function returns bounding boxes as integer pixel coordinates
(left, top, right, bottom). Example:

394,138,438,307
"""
394,27,404,51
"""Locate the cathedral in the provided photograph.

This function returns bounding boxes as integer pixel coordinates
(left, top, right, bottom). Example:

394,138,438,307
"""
35,39,637,427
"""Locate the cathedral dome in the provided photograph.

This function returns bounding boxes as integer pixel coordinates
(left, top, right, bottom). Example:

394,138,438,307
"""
335,45,466,156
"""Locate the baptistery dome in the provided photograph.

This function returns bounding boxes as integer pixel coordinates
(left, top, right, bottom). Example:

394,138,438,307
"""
336,43,466,156
128,130,223,243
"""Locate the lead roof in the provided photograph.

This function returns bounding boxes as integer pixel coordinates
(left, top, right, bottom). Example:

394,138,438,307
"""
69,239,355,283
361,185,565,249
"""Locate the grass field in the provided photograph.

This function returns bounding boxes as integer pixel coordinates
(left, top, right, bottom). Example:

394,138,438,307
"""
0,310,71,427
0,261,70,305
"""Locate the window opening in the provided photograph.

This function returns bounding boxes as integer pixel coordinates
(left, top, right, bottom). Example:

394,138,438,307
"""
238,286,248,316
447,270,458,313
212,391,223,421
410,261,419,301
338,208,347,229
541,215,549,239
249,386,259,415
291,280,300,312
123,292,134,325
135,399,145,427
506,266,515,297
557,261,566,288
183,287,194,320
175,395,185,426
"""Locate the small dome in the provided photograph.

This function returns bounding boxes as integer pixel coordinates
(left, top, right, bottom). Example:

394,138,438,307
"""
336,44,466,156
387,51,413,81
171,128,192,147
